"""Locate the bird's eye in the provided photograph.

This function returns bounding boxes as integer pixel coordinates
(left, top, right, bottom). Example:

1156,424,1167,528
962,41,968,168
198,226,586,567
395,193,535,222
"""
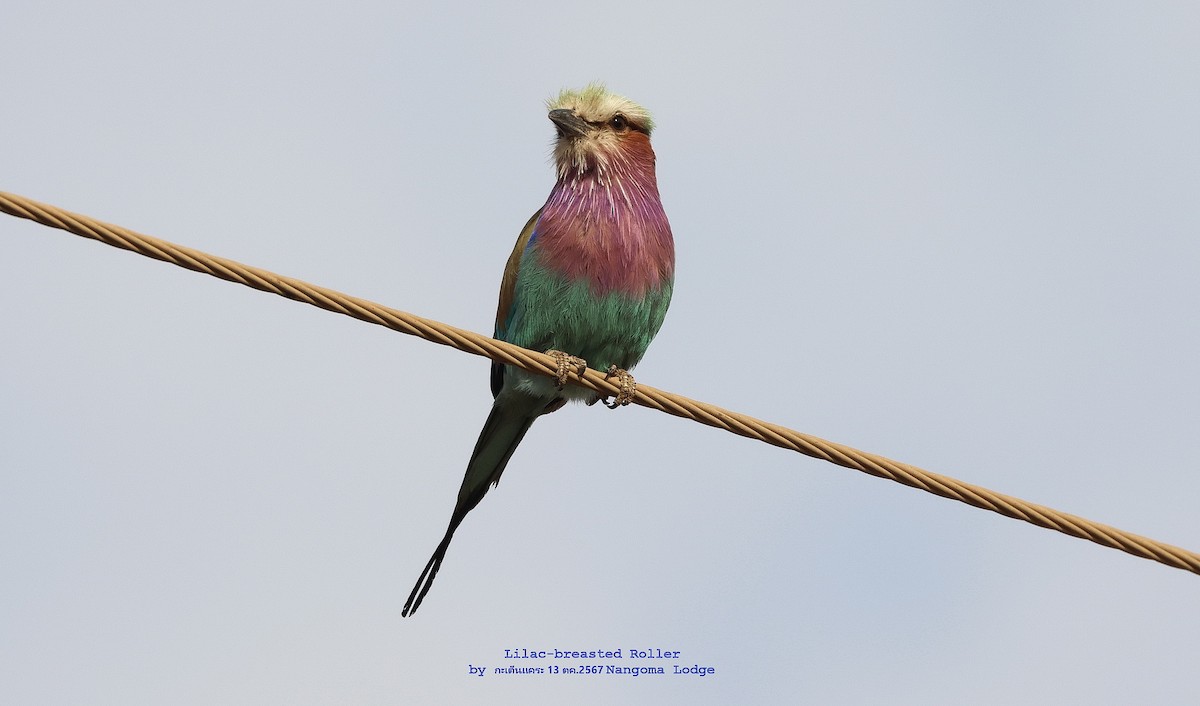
610,115,628,131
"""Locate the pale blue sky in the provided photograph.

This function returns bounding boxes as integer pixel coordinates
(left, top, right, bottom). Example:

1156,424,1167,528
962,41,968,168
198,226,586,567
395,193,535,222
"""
2,1,1198,704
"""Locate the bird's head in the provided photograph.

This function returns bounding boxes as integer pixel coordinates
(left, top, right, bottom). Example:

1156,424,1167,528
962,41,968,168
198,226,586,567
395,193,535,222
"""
546,83,655,180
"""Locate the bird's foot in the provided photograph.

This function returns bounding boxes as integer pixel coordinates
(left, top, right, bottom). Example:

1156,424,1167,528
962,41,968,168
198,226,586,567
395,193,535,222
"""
602,365,637,408
545,350,588,390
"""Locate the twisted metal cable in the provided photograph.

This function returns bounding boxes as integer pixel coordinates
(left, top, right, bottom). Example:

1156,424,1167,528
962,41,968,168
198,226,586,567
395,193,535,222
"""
3,189,1197,575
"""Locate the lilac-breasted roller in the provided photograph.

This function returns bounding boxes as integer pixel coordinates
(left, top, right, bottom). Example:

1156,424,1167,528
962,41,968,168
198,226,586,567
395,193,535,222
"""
402,85,675,616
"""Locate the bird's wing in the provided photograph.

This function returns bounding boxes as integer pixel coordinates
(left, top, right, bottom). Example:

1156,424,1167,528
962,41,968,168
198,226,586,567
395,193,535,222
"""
491,208,542,398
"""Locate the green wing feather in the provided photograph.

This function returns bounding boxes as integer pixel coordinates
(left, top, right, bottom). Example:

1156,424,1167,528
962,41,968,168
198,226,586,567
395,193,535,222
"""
491,209,541,398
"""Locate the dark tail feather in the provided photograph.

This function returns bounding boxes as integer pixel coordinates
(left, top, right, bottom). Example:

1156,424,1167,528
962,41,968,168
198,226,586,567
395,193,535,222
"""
402,519,460,617
402,401,538,617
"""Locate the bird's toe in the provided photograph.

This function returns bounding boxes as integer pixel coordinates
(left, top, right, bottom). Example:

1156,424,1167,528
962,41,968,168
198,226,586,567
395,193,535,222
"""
603,365,637,408
545,350,588,390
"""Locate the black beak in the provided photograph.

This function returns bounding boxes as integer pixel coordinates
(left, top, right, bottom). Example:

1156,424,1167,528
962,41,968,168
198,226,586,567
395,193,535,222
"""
548,109,590,138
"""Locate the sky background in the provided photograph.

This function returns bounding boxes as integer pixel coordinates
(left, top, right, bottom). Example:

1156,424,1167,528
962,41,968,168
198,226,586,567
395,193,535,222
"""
2,1,1198,704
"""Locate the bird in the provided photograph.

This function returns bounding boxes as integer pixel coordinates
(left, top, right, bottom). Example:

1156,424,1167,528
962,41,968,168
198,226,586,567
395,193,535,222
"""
402,84,675,617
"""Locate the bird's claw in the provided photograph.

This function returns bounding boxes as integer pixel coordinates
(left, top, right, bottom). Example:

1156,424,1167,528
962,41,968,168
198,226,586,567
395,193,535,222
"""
602,365,637,408
545,350,588,390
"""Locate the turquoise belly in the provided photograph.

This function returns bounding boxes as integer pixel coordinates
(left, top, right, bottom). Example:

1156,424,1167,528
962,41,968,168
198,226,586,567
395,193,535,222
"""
500,256,673,372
